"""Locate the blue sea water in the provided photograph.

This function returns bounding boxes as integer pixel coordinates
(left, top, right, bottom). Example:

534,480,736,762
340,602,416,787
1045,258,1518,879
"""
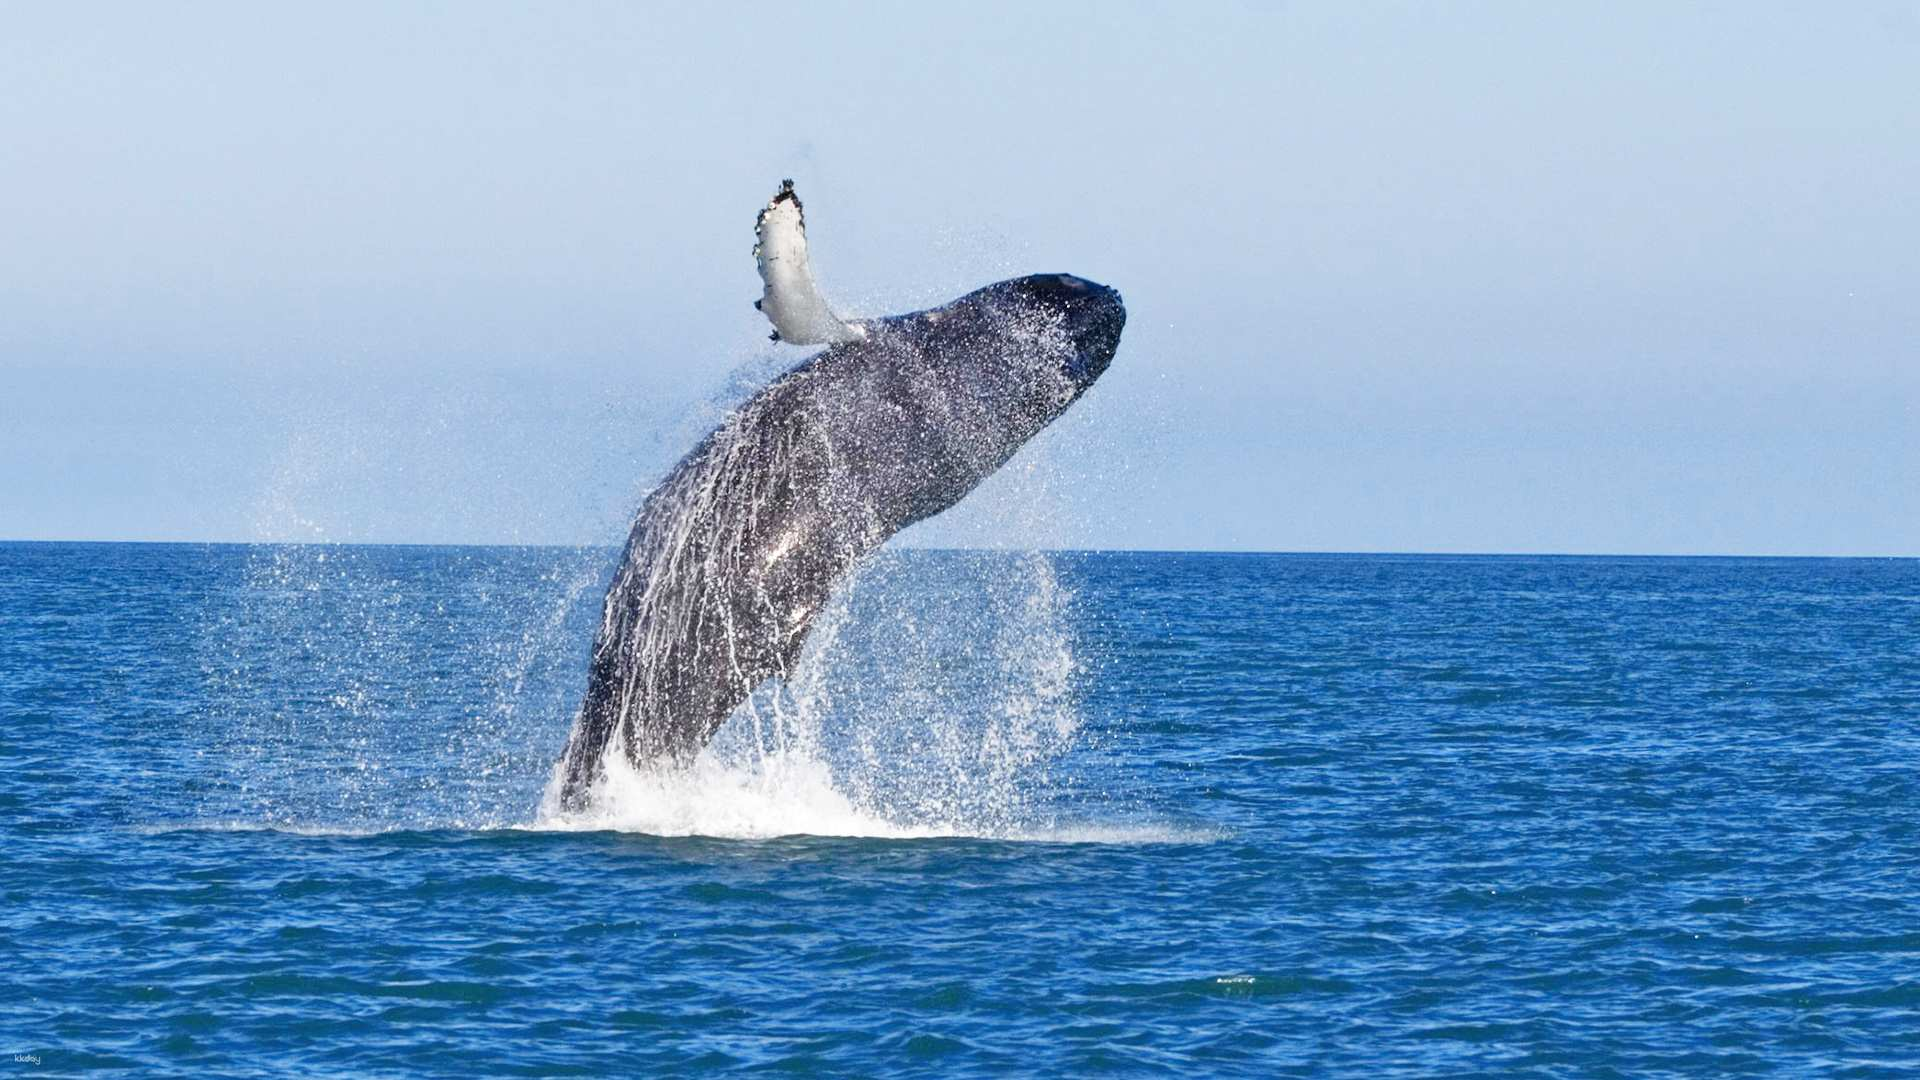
3,542,1918,1076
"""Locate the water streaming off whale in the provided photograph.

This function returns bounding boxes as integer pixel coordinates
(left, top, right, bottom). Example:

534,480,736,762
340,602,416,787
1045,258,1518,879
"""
192,542,1119,840
550,272,1124,812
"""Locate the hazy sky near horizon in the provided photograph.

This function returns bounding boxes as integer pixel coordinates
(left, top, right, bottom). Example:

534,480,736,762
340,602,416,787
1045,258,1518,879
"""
3,2,1915,554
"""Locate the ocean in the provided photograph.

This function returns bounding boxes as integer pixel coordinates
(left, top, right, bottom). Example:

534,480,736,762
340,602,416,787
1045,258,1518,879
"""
3,542,1917,1075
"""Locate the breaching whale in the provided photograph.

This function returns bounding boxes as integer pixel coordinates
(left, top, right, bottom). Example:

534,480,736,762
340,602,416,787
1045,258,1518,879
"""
551,181,1124,810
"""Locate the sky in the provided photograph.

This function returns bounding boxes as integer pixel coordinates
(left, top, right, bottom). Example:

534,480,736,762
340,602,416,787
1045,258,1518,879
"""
2,2,1915,555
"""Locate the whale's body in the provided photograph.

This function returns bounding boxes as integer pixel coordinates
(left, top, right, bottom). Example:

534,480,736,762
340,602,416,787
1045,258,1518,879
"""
551,187,1123,810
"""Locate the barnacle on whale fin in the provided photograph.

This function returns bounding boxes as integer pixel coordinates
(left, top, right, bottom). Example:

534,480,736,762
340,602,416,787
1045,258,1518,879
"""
752,179,864,346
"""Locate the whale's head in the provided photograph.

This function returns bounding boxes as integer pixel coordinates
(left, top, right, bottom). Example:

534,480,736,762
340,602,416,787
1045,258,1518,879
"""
880,273,1126,400
978,273,1126,392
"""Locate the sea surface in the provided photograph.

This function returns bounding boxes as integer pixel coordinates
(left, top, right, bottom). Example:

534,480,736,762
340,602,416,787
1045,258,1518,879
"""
3,542,1918,1076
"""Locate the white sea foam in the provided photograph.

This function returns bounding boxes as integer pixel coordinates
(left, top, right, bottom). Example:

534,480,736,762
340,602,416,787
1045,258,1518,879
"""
156,728,1212,845
529,744,1217,844
533,749,945,840
139,811,1216,845
530,547,1122,841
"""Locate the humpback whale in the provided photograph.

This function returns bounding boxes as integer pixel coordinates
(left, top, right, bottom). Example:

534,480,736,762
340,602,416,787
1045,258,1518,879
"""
552,181,1124,810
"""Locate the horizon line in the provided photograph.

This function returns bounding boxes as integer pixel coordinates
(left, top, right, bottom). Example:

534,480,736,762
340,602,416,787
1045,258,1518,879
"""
1,538,1914,561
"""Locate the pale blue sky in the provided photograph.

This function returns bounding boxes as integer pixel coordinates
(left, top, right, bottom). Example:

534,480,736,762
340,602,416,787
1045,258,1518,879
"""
3,2,1915,554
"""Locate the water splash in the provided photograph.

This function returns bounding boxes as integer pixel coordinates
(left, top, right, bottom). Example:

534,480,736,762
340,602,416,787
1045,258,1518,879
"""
538,549,1090,839
192,536,1125,840
196,543,607,831
536,751,937,839
787,549,1084,834
204,294,1123,839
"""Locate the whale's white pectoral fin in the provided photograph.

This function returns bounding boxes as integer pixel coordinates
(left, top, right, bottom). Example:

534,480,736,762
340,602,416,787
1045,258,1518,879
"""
753,180,865,345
